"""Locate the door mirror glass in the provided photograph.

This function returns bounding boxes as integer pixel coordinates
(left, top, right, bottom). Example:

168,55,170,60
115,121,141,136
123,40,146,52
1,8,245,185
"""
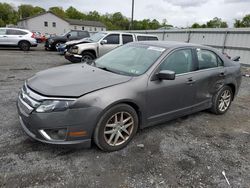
66,33,71,39
157,70,175,80
100,40,107,45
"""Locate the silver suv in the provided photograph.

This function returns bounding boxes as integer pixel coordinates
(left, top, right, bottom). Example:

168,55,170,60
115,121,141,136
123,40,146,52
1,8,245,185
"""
65,32,159,63
0,28,38,51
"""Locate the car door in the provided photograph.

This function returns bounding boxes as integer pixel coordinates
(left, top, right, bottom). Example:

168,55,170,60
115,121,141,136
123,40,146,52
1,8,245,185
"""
190,48,226,110
0,29,7,45
146,48,197,125
99,34,121,56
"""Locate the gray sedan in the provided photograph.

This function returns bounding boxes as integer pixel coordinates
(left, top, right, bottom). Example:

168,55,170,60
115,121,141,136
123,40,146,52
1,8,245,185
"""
17,41,241,151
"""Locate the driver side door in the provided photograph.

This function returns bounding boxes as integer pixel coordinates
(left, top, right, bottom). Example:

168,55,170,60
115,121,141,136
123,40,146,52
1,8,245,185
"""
146,48,197,125
99,34,121,57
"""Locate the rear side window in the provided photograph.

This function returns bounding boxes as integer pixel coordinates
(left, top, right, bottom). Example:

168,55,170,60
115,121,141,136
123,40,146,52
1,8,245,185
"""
6,29,27,35
0,29,6,35
137,36,158,41
122,34,133,44
160,49,194,74
104,34,119,44
137,36,146,41
147,36,158,41
197,49,223,70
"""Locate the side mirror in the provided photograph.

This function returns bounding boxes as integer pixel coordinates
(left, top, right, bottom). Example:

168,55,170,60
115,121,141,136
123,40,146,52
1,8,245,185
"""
232,56,240,62
100,40,107,45
66,33,71,39
156,70,175,80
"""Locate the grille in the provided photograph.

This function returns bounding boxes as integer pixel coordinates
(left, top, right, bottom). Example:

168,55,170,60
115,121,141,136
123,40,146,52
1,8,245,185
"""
18,84,41,115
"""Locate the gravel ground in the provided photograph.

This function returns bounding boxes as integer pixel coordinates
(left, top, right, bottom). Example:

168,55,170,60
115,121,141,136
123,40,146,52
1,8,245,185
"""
0,45,249,188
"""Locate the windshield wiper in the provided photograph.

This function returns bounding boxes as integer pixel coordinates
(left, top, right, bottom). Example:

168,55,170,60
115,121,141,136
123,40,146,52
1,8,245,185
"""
97,66,120,74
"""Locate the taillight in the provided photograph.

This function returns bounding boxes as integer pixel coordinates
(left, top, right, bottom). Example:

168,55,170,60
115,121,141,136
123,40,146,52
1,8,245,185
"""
31,33,35,38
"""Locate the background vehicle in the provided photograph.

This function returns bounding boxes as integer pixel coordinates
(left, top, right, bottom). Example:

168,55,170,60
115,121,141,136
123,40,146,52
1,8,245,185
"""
0,28,37,51
32,32,46,43
17,41,241,151
57,37,89,55
65,31,159,63
45,30,90,51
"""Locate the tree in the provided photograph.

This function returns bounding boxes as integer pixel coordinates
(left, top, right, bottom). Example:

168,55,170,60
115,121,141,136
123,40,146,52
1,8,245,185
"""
191,23,203,28
49,7,66,18
206,17,228,28
0,3,18,26
241,14,250,27
87,11,101,21
234,19,243,28
66,6,86,19
18,4,45,19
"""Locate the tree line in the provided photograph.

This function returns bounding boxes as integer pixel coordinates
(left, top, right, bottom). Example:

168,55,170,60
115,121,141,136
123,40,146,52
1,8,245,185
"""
0,2,250,30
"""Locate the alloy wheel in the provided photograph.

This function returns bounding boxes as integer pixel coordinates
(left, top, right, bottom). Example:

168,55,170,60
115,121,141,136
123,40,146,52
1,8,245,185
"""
218,89,231,112
104,112,134,146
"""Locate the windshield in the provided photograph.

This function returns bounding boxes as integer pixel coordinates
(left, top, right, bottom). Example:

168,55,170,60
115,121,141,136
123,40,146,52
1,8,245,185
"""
88,32,107,42
95,44,165,76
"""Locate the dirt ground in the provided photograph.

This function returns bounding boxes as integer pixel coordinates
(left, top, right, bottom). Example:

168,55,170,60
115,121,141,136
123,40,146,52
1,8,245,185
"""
0,45,249,188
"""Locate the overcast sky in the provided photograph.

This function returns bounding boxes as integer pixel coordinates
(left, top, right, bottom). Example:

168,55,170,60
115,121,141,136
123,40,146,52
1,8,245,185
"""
1,0,250,27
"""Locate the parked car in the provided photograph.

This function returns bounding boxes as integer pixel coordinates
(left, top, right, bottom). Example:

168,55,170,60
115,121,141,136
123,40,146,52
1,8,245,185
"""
17,41,241,151
32,32,46,43
44,30,90,51
57,37,89,55
0,28,37,51
65,32,159,63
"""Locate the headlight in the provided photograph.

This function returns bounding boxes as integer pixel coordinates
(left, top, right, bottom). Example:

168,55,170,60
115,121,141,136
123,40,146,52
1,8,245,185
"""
36,100,73,113
71,46,78,54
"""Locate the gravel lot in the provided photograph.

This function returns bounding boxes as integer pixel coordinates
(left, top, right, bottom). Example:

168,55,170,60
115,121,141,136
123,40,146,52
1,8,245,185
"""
0,45,249,188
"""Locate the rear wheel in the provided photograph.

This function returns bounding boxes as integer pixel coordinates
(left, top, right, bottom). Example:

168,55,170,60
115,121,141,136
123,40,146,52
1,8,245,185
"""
19,41,30,51
210,86,233,115
81,52,95,63
94,104,138,151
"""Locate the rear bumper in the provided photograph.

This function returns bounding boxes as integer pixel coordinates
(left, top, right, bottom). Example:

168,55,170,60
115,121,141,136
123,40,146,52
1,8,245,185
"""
65,52,82,63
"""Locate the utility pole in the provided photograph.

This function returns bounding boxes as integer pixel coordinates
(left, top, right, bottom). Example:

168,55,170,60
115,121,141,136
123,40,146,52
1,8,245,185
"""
130,0,134,30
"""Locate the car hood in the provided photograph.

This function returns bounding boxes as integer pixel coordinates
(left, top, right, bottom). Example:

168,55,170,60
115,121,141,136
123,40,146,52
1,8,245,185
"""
65,38,90,45
27,64,132,97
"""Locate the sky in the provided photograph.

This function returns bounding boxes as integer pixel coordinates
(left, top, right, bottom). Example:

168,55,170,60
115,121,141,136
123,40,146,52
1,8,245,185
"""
1,0,250,27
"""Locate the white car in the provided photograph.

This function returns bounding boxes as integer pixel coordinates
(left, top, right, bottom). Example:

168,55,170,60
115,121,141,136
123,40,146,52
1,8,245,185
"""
0,28,38,51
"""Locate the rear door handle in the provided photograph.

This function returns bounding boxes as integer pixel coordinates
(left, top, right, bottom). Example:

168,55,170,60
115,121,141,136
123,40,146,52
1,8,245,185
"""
219,72,225,77
186,77,196,85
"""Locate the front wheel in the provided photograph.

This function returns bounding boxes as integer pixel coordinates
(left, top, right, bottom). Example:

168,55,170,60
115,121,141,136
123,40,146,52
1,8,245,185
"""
210,86,233,115
94,104,138,152
81,52,95,63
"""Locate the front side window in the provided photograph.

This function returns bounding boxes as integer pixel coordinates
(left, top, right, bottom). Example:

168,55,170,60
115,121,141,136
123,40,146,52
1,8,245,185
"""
122,34,133,44
197,49,223,69
104,34,119,44
44,21,48,27
69,31,78,37
95,44,165,76
160,49,194,74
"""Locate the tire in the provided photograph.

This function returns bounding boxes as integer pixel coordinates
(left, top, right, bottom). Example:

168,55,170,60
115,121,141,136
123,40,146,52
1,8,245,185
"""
94,104,139,152
55,42,63,50
81,51,95,63
210,86,233,115
19,41,30,51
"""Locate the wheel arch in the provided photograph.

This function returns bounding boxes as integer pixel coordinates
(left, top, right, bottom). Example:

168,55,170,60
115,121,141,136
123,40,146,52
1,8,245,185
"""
82,49,97,58
226,83,236,100
92,100,143,139
18,40,31,46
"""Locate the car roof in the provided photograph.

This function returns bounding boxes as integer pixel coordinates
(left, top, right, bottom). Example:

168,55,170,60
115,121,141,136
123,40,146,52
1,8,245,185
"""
132,40,206,49
0,27,31,33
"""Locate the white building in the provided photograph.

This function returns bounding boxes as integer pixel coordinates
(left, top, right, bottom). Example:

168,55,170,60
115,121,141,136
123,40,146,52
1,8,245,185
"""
17,11,106,35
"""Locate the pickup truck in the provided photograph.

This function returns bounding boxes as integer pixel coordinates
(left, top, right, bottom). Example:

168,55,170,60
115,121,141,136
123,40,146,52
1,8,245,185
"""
45,30,90,51
65,31,159,63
